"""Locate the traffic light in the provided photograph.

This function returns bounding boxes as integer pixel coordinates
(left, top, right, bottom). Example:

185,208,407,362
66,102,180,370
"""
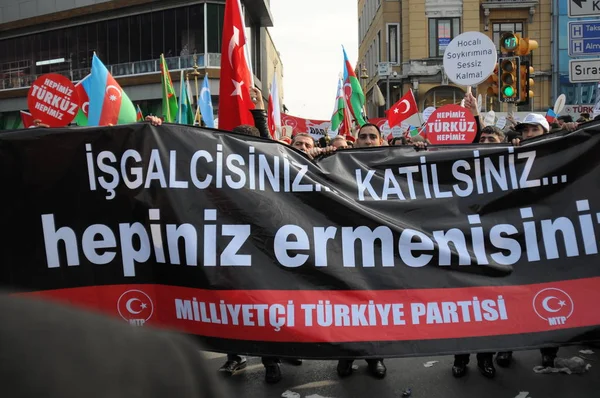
498,56,520,103
515,35,538,56
499,32,538,56
500,32,519,54
486,63,499,98
518,61,535,104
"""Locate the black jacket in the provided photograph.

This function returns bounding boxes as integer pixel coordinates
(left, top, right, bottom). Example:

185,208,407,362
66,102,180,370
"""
251,109,271,139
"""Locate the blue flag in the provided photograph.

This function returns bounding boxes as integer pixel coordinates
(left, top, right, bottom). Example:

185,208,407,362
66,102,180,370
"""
200,75,215,128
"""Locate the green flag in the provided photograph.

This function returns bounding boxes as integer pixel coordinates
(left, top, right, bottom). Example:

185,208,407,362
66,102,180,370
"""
160,54,178,123
176,70,195,125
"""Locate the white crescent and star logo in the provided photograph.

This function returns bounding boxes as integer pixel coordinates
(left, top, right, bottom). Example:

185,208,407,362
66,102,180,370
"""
81,102,89,115
125,298,147,315
532,287,574,324
343,83,353,101
228,27,240,69
393,99,411,114
541,296,565,313
200,87,211,102
106,85,122,102
117,290,154,323
231,79,244,97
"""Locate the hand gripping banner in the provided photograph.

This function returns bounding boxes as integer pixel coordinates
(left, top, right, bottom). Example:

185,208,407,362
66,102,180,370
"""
0,123,599,359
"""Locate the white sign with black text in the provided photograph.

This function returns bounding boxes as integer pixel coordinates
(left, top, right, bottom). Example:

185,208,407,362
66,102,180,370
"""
568,0,600,18
443,31,498,87
569,59,600,83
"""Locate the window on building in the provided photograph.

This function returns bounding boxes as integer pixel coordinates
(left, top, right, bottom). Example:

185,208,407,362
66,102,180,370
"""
130,16,141,62
118,18,130,63
358,17,362,42
428,18,460,58
164,9,177,58
377,31,381,63
492,22,524,48
188,4,205,54
107,19,119,64
151,12,164,58
207,3,225,53
387,24,399,63
422,86,465,108
140,13,153,60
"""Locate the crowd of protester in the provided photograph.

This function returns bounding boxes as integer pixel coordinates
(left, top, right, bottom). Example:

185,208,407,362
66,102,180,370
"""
23,88,591,387
205,89,587,383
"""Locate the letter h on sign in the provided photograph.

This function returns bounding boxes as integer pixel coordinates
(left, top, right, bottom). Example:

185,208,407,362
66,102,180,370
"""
573,41,583,53
572,25,583,39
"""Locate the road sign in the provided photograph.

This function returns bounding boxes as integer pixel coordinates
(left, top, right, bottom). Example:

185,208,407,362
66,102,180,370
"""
569,0,600,18
378,62,391,77
569,59,600,83
443,31,497,87
568,21,600,56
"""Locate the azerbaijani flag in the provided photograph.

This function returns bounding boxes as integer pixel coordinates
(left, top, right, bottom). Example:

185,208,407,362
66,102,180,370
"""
136,105,144,122
88,53,136,126
545,108,557,124
342,46,366,127
160,54,178,123
331,78,345,131
74,74,91,126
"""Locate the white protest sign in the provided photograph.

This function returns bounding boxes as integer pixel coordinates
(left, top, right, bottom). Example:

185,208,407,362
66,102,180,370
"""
422,107,436,122
496,116,507,129
443,32,498,86
554,94,566,116
379,120,404,138
483,110,496,127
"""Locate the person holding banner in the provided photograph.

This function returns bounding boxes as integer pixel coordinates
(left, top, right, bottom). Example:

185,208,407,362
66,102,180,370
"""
291,133,337,160
336,123,387,380
451,124,505,379
248,87,271,139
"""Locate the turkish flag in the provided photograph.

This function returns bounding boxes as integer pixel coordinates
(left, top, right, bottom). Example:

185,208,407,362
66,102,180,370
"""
387,90,418,128
267,91,276,139
218,0,255,131
20,111,34,128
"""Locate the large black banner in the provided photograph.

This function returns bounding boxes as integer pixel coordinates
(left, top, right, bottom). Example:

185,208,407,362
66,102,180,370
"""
1,122,600,359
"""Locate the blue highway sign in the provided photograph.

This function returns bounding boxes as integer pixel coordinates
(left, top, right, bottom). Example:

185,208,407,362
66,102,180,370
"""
569,21,600,57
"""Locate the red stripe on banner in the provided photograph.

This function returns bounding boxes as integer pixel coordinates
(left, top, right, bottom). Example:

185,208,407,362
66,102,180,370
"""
18,278,600,343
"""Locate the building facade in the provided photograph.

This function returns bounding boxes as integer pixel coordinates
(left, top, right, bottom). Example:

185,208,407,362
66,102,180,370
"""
0,0,283,129
358,0,589,119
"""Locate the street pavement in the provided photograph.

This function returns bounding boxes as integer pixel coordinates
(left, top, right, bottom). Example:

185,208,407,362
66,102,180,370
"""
204,345,599,398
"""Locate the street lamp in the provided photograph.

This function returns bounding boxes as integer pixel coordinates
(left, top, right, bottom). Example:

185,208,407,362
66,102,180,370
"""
360,65,369,90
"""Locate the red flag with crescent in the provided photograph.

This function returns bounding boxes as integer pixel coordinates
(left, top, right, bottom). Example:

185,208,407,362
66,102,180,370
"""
387,89,418,128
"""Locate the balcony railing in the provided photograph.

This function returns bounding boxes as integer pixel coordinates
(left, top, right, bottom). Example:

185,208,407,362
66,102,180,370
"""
0,53,221,91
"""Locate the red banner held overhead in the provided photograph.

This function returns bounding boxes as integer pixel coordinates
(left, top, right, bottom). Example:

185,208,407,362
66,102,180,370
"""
280,114,332,138
27,74,79,127
425,104,477,145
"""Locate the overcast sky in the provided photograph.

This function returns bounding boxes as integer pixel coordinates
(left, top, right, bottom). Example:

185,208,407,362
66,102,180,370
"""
269,0,359,121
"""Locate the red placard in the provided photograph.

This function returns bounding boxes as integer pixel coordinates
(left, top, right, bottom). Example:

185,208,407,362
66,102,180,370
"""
280,114,331,137
27,74,79,127
425,104,476,145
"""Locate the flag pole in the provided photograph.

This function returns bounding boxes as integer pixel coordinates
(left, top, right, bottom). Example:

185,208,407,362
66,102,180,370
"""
411,89,427,137
178,70,184,123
